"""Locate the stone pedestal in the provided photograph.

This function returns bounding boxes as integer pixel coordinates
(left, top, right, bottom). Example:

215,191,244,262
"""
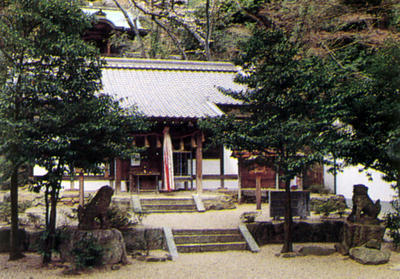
336,220,385,255
58,227,128,266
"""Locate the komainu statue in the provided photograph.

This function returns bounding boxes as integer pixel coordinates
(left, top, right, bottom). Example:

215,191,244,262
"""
347,184,381,224
78,185,114,230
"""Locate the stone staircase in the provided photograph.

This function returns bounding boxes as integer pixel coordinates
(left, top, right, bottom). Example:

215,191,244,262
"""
138,198,198,213
172,228,248,253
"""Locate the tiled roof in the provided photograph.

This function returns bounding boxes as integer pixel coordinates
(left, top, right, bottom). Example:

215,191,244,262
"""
101,58,243,119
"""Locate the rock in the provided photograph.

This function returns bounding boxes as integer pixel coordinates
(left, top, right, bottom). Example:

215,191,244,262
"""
131,251,145,258
58,227,128,266
240,211,260,223
203,195,236,210
337,220,385,255
146,256,167,262
298,246,336,256
111,264,121,270
0,227,28,252
365,239,381,250
165,253,173,261
349,246,390,265
3,193,10,203
121,227,164,252
281,252,299,258
246,220,344,245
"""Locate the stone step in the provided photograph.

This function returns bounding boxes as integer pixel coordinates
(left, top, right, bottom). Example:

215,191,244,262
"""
141,204,196,210
143,209,198,213
173,229,240,235
174,234,243,244
176,242,247,253
140,198,195,205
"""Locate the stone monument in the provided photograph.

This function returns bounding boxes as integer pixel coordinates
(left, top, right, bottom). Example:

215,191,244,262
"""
336,184,389,264
78,185,114,230
60,186,128,267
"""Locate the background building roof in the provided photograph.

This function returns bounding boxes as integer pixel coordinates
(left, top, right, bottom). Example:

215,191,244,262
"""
102,58,243,119
82,7,143,30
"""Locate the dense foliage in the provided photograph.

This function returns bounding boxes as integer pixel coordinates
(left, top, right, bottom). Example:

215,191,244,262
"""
0,0,146,262
202,28,339,252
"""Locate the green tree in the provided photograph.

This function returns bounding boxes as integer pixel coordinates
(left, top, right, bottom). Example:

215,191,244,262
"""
333,44,400,183
0,0,146,262
202,28,338,253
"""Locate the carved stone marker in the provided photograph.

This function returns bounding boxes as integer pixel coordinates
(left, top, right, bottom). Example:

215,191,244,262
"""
78,185,114,230
269,191,310,219
336,184,386,256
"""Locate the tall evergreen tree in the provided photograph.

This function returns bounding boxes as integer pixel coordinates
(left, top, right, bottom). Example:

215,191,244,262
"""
202,28,338,253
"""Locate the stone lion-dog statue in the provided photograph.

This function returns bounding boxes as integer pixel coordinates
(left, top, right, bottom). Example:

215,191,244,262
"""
347,184,381,224
78,185,114,230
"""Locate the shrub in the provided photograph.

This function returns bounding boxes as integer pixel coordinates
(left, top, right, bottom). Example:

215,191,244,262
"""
308,184,331,195
107,205,145,228
72,234,104,270
107,205,131,229
386,198,400,248
311,195,347,217
0,200,32,223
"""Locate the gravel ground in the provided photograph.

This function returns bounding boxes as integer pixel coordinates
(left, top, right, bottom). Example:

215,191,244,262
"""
1,193,399,278
1,244,399,279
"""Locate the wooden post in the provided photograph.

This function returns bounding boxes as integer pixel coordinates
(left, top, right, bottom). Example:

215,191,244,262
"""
196,132,203,194
70,171,75,190
115,159,122,193
78,170,84,207
238,158,242,204
275,167,280,190
256,174,262,210
129,172,134,192
220,146,225,189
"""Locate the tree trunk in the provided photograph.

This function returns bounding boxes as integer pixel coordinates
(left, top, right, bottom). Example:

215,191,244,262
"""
204,0,211,61
281,179,293,253
113,0,147,58
42,186,58,264
9,165,24,260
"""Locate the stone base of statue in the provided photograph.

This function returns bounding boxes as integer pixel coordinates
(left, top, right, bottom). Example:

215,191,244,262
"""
58,227,128,266
335,220,385,255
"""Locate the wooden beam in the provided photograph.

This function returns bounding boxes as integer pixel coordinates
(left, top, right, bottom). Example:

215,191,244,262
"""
196,132,203,194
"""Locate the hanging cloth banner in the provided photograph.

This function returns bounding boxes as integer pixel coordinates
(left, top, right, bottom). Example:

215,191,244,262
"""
162,127,175,191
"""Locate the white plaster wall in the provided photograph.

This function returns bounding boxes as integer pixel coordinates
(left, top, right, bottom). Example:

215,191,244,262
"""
192,179,238,190
224,148,238,174
60,180,116,192
33,166,47,176
324,164,396,202
192,148,238,176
